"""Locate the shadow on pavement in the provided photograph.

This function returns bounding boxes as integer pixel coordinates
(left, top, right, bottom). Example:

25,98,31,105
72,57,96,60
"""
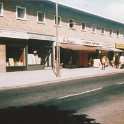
0,105,100,124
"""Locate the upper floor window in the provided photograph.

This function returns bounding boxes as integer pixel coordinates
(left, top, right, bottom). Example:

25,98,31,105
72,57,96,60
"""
92,25,96,32
37,11,45,22
54,16,61,25
69,19,74,28
0,2,3,16
101,28,104,33
82,23,85,30
116,30,119,36
16,6,26,19
109,29,112,36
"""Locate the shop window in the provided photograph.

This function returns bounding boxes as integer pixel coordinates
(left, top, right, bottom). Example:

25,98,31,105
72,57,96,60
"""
92,25,95,32
16,6,26,19
101,28,104,34
116,30,119,36
28,48,42,65
69,19,74,28
82,23,85,30
6,46,26,67
37,11,45,22
0,2,3,16
109,29,112,36
54,16,61,25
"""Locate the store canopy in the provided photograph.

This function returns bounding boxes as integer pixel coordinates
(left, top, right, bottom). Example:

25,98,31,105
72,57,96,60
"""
97,47,123,52
28,32,55,41
60,43,96,52
110,48,123,52
0,29,29,39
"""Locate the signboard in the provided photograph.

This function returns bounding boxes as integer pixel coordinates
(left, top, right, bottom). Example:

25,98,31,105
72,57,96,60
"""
115,43,124,49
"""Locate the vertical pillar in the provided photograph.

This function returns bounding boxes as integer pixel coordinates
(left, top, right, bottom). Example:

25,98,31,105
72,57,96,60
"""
49,53,51,67
0,44,6,72
25,41,28,70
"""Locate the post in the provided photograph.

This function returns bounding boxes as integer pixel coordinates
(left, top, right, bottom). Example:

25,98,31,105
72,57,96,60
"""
55,2,60,77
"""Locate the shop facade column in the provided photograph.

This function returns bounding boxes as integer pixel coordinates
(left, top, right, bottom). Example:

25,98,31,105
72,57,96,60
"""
0,44,6,72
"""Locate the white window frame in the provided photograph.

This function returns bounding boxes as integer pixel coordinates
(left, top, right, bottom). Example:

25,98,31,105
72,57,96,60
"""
54,15,61,25
16,6,26,20
0,2,3,16
37,11,45,23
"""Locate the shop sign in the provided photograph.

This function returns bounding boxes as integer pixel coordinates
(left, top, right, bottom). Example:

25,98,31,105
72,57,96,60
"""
115,43,124,49
83,41,101,47
63,37,82,44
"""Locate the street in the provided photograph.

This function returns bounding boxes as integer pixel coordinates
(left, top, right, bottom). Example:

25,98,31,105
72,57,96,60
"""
0,73,124,124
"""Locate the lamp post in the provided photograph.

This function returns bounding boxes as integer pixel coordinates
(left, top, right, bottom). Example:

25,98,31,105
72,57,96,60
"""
53,1,60,77
56,2,60,77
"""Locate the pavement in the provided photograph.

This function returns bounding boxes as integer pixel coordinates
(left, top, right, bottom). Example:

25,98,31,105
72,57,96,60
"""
0,66,124,90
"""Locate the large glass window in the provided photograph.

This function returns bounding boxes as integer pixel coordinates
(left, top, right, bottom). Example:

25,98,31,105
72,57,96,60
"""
37,11,45,22
6,46,26,67
16,6,26,19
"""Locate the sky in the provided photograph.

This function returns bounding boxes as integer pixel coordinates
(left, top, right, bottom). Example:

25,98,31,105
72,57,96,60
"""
51,0,124,24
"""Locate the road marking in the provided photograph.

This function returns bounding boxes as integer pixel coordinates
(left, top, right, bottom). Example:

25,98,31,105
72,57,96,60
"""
58,87,103,99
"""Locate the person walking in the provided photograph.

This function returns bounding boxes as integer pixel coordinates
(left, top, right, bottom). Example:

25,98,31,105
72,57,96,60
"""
101,56,106,70
114,54,120,68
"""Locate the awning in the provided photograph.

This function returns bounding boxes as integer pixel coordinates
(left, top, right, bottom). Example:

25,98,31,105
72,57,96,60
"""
28,32,55,41
60,43,96,52
110,48,123,52
0,29,56,41
97,47,123,52
115,43,124,49
0,29,29,39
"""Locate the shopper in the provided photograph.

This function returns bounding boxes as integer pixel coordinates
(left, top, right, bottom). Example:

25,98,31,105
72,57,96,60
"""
114,54,120,68
101,56,106,70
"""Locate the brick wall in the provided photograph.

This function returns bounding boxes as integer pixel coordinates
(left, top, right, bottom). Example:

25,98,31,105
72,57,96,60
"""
0,1,123,46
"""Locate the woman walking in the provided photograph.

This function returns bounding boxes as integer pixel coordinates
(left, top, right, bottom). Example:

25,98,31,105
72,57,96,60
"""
101,56,106,70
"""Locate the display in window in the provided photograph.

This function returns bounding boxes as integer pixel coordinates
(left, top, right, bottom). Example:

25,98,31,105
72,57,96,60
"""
28,50,41,65
6,46,25,67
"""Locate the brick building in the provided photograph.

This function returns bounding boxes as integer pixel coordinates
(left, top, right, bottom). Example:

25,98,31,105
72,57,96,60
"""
0,0,124,72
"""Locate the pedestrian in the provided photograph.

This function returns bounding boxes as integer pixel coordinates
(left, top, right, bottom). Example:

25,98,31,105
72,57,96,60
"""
114,54,120,68
101,56,106,70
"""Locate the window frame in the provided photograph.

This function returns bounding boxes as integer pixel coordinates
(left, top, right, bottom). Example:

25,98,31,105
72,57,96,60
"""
16,6,26,20
37,11,45,23
0,2,3,16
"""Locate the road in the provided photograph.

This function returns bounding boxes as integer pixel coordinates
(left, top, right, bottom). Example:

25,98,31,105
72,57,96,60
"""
0,73,124,124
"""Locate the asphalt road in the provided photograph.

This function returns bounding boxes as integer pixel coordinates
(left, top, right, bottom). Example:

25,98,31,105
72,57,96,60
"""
0,73,124,124
0,73,124,108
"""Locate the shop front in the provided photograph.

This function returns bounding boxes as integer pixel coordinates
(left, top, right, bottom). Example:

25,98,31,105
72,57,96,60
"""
0,32,54,72
60,43,97,68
